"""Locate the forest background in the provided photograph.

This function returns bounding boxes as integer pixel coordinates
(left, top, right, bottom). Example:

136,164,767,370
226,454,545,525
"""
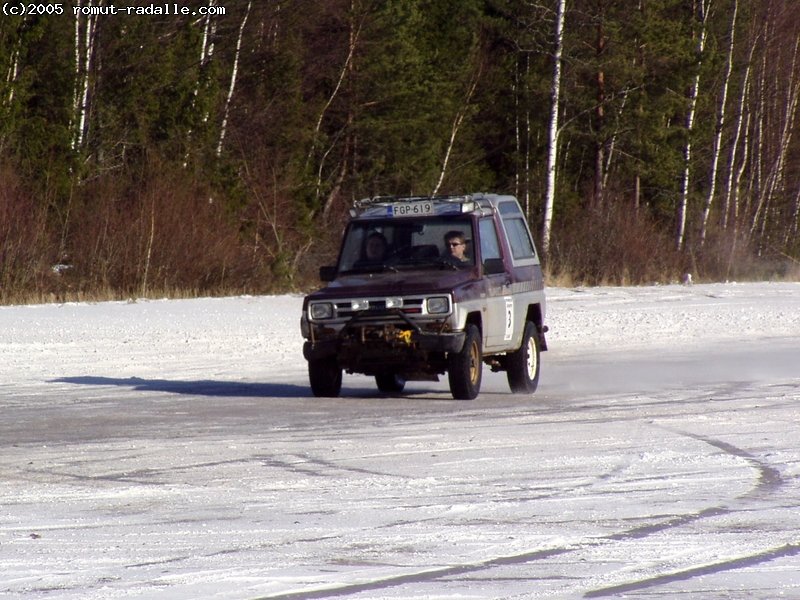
1,0,799,304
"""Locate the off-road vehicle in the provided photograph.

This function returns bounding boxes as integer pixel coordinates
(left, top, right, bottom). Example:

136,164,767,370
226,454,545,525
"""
300,193,547,400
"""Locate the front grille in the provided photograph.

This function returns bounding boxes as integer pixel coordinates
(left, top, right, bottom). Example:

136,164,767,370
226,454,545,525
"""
335,297,424,318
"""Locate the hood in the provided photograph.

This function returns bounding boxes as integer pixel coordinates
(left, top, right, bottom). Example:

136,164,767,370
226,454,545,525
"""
306,267,479,300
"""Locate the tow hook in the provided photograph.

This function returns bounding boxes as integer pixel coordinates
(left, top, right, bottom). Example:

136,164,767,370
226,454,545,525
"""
396,329,413,345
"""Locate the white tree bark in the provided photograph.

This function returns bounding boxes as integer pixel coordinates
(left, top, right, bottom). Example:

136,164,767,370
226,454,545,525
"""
750,35,800,239
542,0,567,257
431,68,480,197
307,8,361,170
217,0,251,156
789,186,800,243
722,36,756,231
5,45,19,106
184,0,216,166
676,0,711,251
72,0,97,153
700,0,737,246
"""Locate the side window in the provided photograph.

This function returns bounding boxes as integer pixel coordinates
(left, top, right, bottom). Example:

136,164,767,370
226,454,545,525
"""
498,200,536,260
479,218,501,260
504,217,535,259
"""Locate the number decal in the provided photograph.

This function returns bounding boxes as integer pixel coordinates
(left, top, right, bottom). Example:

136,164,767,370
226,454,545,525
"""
504,296,514,341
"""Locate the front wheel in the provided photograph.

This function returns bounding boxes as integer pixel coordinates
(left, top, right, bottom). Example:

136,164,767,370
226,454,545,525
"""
308,357,342,397
448,324,482,400
506,321,540,393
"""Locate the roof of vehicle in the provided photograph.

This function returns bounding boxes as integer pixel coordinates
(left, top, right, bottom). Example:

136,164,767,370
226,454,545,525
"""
350,193,520,220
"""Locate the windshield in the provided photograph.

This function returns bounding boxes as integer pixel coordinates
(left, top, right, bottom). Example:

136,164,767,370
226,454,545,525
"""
338,217,475,273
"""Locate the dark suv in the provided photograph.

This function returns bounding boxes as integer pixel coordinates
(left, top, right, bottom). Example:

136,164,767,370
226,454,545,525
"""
301,193,547,400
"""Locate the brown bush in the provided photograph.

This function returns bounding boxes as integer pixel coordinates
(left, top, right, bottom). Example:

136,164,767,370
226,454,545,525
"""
548,201,683,286
0,165,55,303
66,164,261,298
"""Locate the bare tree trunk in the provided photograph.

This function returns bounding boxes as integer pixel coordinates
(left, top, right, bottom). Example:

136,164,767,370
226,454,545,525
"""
602,89,629,193
676,0,711,251
72,0,98,153
310,1,363,211
731,106,751,234
593,1,606,206
5,42,19,105
542,0,567,258
789,186,800,243
750,36,800,242
743,47,769,228
307,4,362,170
722,37,756,230
141,197,156,298
184,0,217,166
700,0,738,246
431,68,481,196
1,26,21,151
217,0,251,156
513,54,533,215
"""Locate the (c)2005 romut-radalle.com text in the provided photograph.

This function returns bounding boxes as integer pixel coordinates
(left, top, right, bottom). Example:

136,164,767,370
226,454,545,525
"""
2,2,227,16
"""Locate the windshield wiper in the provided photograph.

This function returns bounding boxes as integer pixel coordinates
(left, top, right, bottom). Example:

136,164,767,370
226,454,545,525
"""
341,263,398,275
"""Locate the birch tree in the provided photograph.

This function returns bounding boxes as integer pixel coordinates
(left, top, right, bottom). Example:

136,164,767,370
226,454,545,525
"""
72,0,98,153
699,0,737,246
308,0,364,217
431,63,481,196
676,0,711,251
592,0,607,206
184,0,217,165
721,34,756,232
749,31,800,244
217,0,251,156
542,0,567,257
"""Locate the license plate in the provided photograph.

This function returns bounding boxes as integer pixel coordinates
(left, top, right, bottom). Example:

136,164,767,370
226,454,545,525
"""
389,202,434,217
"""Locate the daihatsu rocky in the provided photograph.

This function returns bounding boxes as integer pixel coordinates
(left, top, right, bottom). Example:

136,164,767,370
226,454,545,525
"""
300,193,548,400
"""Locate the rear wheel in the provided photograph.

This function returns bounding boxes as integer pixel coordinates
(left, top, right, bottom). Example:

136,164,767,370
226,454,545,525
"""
375,373,406,393
506,321,540,393
448,324,482,400
308,357,342,397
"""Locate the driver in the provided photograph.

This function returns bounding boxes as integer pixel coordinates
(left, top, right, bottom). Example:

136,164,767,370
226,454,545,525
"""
443,231,470,265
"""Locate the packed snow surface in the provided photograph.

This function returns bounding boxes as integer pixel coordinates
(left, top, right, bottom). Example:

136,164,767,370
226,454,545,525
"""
1,282,799,599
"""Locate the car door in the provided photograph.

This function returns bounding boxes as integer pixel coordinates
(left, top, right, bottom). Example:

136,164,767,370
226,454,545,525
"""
479,217,513,352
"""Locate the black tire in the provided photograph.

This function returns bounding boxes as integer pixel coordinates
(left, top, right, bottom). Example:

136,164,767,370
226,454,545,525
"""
375,373,406,393
308,357,342,397
448,324,482,400
506,321,541,393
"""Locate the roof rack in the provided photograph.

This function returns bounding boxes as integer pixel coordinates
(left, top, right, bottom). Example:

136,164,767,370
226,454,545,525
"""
350,194,494,218
354,194,472,209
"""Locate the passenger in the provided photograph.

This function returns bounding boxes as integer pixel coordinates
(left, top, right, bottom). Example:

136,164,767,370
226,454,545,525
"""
364,232,388,262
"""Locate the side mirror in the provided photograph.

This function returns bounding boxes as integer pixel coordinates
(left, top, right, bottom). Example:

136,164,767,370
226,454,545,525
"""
319,265,337,282
483,258,505,275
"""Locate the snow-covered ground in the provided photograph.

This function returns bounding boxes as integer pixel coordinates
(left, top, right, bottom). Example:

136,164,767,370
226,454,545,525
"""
1,282,799,599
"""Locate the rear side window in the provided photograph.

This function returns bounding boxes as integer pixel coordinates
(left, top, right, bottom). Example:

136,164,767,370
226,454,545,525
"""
504,217,535,259
498,201,536,260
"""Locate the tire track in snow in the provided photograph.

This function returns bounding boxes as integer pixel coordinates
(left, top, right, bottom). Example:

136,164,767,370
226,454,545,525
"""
256,430,790,599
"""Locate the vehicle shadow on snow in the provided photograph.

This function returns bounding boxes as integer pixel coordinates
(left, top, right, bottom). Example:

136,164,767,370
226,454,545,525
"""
51,376,312,398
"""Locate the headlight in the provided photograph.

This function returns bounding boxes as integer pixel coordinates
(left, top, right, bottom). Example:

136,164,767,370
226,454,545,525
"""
385,296,403,309
309,303,333,320
426,296,450,314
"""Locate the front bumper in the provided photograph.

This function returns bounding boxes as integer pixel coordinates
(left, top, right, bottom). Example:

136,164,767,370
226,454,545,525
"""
303,330,466,362
302,310,465,375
